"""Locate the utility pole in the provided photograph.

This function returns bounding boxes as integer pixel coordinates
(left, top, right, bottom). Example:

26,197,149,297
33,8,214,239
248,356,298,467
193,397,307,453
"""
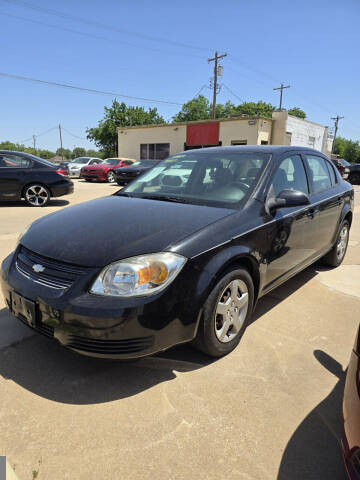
331,115,344,154
208,51,227,119
58,124,64,161
273,83,291,110
32,134,36,152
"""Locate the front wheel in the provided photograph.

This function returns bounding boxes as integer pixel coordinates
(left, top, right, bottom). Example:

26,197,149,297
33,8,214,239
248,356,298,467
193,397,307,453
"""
107,171,115,183
322,220,350,267
193,268,254,357
24,184,50,207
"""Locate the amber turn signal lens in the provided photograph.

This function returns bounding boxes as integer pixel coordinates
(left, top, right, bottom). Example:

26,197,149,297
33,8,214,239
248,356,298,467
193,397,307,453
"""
150,261,168,285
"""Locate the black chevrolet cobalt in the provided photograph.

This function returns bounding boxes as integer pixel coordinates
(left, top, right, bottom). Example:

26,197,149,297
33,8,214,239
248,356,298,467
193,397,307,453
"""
1,146,354,358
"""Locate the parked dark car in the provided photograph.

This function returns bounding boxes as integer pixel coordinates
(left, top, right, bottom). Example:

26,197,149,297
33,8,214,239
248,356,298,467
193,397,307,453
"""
344,160,360,185
114,159,160,185
343,324,360,479
0,150,74,206
1,146,353,359
331,158,350,180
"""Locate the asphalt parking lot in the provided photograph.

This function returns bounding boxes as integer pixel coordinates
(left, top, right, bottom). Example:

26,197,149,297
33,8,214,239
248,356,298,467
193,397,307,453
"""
0,180,359,480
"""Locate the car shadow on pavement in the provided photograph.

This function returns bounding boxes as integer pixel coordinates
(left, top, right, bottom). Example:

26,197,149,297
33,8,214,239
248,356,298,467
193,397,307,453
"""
250,265,318,326
0,199,69,207
277,350,347,480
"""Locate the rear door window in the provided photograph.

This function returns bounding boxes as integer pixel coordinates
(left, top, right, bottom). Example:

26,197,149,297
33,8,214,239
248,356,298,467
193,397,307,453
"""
272,155,309,196
305,155,332,194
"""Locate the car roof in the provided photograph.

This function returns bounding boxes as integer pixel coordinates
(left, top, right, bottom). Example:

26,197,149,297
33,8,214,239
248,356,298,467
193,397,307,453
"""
177,146,327,156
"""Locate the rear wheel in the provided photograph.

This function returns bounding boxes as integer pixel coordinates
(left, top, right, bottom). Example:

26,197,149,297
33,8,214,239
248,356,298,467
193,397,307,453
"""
107,171,115,183
24,184,50,207
322,220,350,267
193,267,254,357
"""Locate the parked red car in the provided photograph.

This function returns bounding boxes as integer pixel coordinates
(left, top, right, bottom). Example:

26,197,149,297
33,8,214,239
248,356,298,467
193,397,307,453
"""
80,158,136,182
343,324,360,479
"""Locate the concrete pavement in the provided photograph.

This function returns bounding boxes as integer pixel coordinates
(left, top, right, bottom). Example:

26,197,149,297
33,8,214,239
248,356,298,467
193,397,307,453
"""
0,181,359,480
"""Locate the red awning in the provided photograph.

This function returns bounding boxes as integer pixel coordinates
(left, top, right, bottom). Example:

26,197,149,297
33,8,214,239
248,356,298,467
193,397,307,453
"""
186,122,219,146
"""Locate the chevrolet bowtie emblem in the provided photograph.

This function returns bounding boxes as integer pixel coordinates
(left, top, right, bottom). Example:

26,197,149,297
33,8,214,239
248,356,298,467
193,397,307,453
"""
32,264,45,273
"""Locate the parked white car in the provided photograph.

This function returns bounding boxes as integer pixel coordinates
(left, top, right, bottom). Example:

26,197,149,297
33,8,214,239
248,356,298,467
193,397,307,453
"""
68,157,102,178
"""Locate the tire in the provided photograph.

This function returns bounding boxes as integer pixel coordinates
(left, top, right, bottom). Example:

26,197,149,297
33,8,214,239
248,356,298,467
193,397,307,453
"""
322,220,350,267
349,173,360,185
23,184,50,207
107,171,115,183
193,267,254,357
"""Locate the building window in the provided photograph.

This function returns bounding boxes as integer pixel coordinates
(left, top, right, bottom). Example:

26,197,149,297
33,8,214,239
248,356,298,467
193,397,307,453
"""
140,143,170,160
231,140,247,145
285,132,292,145
308,136,315,147
261,140,268,145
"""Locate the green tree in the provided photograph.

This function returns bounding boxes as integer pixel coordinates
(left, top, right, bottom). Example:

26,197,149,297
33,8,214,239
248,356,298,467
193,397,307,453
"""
86,149,103,159
333,136,360,163
173,95,211,122
333,137,347,158
288,107,306,119
56,147,72,159
72,147,87,158
87,100,165,157
231,101,275,118
37,149,56,159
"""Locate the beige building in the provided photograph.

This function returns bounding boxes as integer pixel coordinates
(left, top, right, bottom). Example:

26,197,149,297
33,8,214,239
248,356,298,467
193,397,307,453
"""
117,110,332,161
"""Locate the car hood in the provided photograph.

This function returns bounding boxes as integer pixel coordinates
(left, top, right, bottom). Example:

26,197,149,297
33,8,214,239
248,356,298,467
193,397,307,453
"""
21,196,236,267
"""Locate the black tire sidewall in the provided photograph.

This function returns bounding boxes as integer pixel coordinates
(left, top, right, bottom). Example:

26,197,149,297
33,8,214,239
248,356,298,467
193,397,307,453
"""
198,268,254,357
323,220,350,267
24,184,50,207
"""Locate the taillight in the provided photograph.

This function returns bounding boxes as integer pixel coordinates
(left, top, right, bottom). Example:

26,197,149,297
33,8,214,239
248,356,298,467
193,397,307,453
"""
56,169,68,176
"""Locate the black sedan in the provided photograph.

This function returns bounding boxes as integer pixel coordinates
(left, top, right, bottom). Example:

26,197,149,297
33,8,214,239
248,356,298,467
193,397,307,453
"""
0,150,74,206
114,159,160,185
0,146,353,359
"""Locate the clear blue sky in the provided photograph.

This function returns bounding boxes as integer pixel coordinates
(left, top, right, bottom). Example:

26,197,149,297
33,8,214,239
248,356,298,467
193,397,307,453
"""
1,0,359,152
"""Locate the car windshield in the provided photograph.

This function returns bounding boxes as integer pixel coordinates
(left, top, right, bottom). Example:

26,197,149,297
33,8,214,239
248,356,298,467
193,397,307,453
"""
132,160,158,167
70,157,90,164
102,159,119,165
119,150,270,209
340,159,350,166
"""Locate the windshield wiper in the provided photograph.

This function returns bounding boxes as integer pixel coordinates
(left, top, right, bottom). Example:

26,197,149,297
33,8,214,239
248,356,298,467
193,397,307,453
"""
138,194,191,204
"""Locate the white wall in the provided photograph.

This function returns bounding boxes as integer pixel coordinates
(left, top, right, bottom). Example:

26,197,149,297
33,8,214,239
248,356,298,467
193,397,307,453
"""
285,115,327,153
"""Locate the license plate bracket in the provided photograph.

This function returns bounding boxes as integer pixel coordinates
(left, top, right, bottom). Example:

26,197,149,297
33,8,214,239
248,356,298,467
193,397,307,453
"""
11,291,37,328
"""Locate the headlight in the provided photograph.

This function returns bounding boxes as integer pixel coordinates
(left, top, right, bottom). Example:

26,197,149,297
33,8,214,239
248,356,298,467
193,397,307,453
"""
90,252,187,297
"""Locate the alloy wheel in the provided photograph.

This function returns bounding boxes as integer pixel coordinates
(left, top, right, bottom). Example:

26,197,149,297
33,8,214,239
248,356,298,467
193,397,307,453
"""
337,224,349,261
214,279,249,343
107,171,115,182
25,185,49,206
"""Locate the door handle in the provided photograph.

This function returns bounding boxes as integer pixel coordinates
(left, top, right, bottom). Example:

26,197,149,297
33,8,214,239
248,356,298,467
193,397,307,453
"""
306,208,318,219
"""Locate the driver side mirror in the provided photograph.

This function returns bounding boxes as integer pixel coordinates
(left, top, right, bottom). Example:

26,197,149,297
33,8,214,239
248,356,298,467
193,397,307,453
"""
267,189,310,212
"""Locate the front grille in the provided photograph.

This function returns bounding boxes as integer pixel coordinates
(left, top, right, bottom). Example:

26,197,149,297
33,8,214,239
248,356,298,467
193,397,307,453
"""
16,246,90,290
16,313,54,339
67,334,154,354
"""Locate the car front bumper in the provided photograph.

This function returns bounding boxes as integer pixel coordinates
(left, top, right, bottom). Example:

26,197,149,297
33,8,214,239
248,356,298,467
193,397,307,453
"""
80,172,107,181
1,250,201,359
342,344,360,479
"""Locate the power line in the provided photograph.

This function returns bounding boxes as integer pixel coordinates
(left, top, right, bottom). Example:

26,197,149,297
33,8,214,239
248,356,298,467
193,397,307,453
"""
1,0,210,52
61,126,87,140
18,125,58,143
0,12,206,60
192,84,208,99
222,84,244,103
0,72,183,105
